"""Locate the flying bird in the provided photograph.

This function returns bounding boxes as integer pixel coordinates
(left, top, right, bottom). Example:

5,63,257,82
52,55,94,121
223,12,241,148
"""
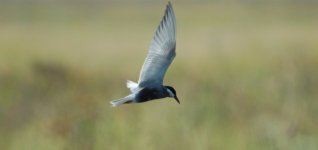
110,2,179,107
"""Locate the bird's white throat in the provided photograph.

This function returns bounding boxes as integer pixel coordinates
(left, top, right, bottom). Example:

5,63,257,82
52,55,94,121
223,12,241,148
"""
166,88,175,97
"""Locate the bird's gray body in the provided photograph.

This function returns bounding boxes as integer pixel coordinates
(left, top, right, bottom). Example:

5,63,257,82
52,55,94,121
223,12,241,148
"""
135,85,169,102
110,2,178,107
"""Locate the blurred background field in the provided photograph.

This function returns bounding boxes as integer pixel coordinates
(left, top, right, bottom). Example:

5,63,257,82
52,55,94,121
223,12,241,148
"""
1,0,318,150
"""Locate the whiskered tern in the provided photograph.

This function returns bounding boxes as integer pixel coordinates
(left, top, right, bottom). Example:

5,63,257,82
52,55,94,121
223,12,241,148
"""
110,2,179,107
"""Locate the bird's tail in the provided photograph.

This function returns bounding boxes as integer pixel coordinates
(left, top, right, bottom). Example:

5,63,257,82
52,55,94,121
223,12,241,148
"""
110,94,135,107
127,80,138,93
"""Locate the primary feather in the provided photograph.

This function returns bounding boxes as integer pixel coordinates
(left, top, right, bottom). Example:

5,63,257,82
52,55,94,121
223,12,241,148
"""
110,2,178,107
110,94,135,107
138,2,176,87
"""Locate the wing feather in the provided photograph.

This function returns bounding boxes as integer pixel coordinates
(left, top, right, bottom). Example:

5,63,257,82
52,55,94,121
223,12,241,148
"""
138,2,176,87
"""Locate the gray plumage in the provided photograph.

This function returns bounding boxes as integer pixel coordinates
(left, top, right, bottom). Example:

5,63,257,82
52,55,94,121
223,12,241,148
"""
110,2,179,107
138,2,176,87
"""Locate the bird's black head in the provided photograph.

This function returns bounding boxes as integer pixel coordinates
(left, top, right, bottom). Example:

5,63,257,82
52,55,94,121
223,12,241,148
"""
165,86,180,104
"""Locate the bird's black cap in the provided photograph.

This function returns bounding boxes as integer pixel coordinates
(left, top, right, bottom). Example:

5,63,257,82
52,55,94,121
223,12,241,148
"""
165,86,180,104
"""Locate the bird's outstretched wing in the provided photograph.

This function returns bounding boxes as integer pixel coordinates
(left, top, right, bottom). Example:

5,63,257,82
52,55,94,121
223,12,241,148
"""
138,2,176,87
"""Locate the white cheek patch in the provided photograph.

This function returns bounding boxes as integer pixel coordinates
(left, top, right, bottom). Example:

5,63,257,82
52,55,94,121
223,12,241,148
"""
166,89,175,97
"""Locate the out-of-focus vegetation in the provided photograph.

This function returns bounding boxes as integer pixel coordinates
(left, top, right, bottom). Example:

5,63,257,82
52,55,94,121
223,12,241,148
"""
1,0,318,150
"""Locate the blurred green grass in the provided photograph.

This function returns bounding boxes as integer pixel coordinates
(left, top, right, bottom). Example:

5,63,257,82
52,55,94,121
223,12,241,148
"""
1,1,318,150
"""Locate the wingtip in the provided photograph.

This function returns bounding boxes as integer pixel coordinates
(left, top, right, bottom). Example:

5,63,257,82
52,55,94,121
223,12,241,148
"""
166,1,175,19
110,101,116,107
167,1,173,9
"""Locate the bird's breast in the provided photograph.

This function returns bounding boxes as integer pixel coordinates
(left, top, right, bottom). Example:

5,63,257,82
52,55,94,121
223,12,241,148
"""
136,87,166,102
